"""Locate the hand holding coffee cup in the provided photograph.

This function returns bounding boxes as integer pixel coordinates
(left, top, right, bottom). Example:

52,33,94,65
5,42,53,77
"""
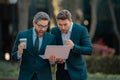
18,38,27,55
19,38,27,49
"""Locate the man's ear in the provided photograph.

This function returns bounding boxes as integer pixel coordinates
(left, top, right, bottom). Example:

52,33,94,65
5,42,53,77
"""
33,20,35,26
70,19,72,22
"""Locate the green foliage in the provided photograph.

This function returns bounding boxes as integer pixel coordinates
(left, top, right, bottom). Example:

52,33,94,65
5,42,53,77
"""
1,58,120,80
86,56,120,74
88,73,120,80
0,61,19,78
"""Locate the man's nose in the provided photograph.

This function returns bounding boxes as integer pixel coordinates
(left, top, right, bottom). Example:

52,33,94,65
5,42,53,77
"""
39,27,45,31
61,25,65,29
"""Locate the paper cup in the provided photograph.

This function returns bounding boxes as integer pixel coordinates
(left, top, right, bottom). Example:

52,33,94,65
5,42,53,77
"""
19,38,27,49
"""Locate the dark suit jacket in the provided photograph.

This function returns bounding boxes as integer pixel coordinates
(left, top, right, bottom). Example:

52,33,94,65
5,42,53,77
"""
12,28,56,80
51,23,92,80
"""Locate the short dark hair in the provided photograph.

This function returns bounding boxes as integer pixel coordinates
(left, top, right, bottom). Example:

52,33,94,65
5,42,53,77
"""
33,11,50,23
57,9,72,20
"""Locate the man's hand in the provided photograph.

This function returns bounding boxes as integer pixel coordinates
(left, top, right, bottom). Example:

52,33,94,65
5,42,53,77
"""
48,55,56,64
18,42,26,55
65,39,74,49
48,56,66,64
56,58,65,64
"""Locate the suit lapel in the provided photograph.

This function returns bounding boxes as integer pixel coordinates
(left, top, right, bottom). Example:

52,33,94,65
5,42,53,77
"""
57,29,63,45
27,29,35,56
57,24,76,45
38,33,48,55
70,23,76,42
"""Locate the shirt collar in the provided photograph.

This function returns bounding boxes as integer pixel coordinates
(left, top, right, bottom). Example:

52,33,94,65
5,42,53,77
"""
68,22,73,33
33,28,37,37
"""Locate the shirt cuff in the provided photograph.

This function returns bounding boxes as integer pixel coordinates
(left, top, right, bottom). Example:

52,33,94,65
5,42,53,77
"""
17,53,22,59
39,55,45,59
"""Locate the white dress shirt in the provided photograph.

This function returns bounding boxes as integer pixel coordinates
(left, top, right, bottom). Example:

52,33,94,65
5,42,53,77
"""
61,22,73,69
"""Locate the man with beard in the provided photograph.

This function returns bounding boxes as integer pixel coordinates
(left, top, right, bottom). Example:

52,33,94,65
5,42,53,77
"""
12,12,56,80
51,9,92,80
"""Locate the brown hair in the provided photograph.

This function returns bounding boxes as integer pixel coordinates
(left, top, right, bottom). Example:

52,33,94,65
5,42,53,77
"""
57,9,72,20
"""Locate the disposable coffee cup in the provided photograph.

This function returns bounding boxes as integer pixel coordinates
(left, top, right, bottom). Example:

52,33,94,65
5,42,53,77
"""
19,38,27,49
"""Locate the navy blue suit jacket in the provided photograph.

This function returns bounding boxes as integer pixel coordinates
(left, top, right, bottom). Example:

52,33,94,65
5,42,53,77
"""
12,28,56,80
51,23,92,80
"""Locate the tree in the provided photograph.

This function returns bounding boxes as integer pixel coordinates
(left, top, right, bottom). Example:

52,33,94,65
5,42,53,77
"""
108,0,120,54
89,0,98,40
18,0,30,31
48,0,60,27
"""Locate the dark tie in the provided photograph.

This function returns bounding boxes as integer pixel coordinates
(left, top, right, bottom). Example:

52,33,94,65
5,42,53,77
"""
34,36,39,54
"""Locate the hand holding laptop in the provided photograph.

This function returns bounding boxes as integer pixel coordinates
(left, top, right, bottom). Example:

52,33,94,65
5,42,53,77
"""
48,55,56,64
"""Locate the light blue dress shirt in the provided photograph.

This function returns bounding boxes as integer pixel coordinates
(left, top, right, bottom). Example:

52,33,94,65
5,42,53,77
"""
17,28,43,59
33,28,43,51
